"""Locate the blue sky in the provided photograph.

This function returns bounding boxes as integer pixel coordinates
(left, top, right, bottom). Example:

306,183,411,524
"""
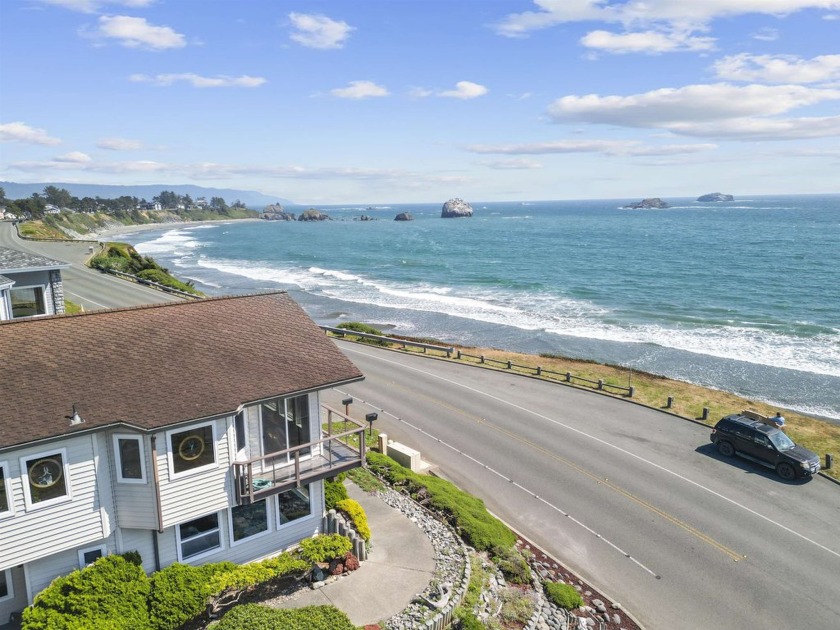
1,0,839,204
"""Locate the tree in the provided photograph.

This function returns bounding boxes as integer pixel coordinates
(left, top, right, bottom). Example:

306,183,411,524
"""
210,196,229,213
43,186,74,208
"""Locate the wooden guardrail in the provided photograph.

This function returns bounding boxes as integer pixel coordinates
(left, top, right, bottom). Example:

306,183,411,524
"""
320,326,455,357
102,268,201,299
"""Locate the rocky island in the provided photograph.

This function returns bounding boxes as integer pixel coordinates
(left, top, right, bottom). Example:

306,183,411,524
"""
697,192,734,202
394,212,414,221
441,198,473,218
260,204,296,221
621,198,670,209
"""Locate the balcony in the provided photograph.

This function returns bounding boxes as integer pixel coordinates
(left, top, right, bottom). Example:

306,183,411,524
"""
233,405,367,505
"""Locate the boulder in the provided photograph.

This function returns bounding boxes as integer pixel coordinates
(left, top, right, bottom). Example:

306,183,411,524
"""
260,203,295,221
394,212,414,221
441,198,473,218
298,208,329,221
621,197,670,209
697,192,734,202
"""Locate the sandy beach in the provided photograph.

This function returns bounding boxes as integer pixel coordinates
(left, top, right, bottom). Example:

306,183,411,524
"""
81,217,261,241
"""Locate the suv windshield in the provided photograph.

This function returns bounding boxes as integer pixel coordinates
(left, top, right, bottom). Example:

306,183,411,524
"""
769,431,795,451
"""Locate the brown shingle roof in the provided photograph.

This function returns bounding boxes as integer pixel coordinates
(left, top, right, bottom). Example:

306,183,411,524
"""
0,292,363,450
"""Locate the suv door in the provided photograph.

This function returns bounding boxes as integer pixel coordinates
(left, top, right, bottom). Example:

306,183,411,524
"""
750,433,781,466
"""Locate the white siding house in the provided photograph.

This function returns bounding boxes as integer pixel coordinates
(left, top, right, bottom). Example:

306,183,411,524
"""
0,246,68,321
0,293,366,622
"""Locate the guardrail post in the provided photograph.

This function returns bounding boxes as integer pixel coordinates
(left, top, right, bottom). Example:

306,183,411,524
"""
666,396,673,409
480,355,485,364
597,379,603,390
507,360,512,369
628,386,634,398
565,372,572,382
456,350,462,360
701,407,709,420
536,366,541,376
826,454,833,470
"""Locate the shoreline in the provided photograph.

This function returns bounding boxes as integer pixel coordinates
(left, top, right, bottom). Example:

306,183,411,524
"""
80,217,261,241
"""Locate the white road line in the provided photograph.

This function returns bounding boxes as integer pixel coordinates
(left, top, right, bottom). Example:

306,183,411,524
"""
344,345,840,561
65,291,110,309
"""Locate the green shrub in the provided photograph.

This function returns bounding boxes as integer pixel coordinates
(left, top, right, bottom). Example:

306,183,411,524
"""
367,452,516,551
324,477,349,510
491,545,531,584
22,556,150,630
215,604,355,630
498,587,536,624
136,268,199,294
205,553,308,595
334,498,372,541
148,561,235,630
336,322,390,346
299,534,352,564
544,581,584,610
455,610,486,630
120,550,142,566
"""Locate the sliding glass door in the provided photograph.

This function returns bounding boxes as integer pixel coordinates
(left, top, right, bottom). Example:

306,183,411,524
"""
260,395,311,462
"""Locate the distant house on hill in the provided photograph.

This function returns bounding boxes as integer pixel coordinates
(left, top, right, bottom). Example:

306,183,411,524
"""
0,246,69,320
0,292,366,620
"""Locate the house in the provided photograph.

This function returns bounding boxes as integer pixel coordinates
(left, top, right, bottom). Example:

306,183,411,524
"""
0,247,69,321
0,293,366,620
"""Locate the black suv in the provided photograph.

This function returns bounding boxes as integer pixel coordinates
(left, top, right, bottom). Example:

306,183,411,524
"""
710,414,820,480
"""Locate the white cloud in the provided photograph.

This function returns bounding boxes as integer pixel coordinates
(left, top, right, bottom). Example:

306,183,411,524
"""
751,27,779,41
97,137,143,150
40,0,154,13
467,139,717,156
481,159,543,170
54,151,93,163
665,115,840,140
547,83,840,128
0,121,61,145
713,54,840,84
580,29,715,54
129,73,266,88
439,81,488,99
289,13,354,49
95,15,185,50
330,80,389,99
497,1,840,37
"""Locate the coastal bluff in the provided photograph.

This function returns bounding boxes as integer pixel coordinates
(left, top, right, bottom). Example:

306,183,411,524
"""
697,192,734,202
441,198,473,218
621,198,670,209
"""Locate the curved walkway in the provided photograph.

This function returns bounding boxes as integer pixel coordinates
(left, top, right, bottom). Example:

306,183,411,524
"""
272,482,436,626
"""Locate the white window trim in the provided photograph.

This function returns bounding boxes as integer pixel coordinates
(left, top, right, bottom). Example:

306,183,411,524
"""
228,497,273,547
165,422,218,480
233,411,249,462
0,568,13,603
112,434,147,484
78,544,107,568
9,283,49,319
19,447,72,510
175,512,224,562
276,484,312,531
0,461,13,519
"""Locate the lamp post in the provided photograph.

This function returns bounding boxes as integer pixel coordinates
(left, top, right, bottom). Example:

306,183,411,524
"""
365,412,378,437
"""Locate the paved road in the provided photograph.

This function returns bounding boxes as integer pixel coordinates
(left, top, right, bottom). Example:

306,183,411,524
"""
323,343,840,630
0,222,181,310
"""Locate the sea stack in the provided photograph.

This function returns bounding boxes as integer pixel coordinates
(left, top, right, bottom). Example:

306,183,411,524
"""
394,212,414,221
441,198,473,218
260,203,295,221
697,192,734,202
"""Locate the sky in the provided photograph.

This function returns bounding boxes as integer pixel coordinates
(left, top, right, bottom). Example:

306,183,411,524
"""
1,0,839,205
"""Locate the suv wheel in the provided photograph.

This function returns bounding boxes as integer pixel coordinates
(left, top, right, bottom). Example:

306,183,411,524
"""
776,462,796,481
717,441,735,457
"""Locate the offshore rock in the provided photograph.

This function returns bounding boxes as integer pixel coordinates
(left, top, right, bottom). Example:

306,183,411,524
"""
298,208,330,221
394,212,414,221
441,198,473,218
260,204,295,220
697,192,734,202
621,197,670,209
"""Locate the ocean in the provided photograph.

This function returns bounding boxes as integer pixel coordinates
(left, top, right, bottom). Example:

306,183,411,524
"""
113,195,840,421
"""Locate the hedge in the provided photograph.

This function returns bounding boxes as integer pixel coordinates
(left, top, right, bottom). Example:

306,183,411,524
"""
334,498,372,541
544,582,584,610
324,477,349,510
148,561,236,630
22,556,151,630
215,604,355,629
299,534,353,564
366,452,516,551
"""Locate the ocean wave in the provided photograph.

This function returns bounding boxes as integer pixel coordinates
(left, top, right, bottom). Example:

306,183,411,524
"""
134,229,202,255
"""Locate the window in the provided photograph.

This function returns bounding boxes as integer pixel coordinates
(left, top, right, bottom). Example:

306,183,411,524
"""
234,412,247,458
168,424,216,476
0,568,12,602
0,461,11,516
229,500,269,544
277,484,311,526
10,285,46,318
177,513,222,561
260,395,311,460
78,545,106,568
21,449,70,508
113,435,146,483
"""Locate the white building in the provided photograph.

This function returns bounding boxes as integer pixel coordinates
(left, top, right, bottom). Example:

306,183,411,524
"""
0,293,366,621
0,247,68,321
